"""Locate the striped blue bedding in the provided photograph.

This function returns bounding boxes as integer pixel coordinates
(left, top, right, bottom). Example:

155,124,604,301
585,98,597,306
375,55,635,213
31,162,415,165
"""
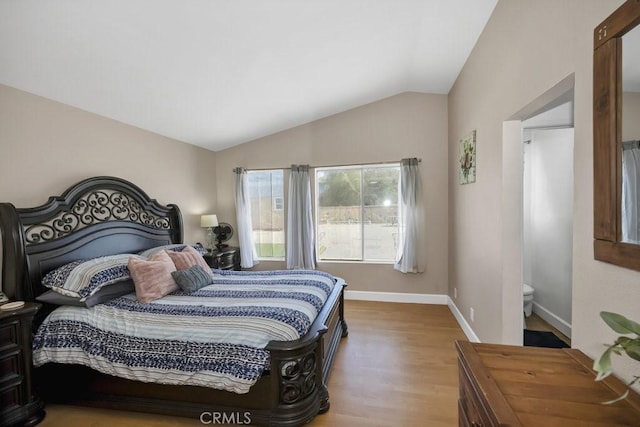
33,269,336,394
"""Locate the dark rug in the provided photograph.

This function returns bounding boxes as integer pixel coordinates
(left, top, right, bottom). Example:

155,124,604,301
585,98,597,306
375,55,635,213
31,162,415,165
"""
523,329,569,349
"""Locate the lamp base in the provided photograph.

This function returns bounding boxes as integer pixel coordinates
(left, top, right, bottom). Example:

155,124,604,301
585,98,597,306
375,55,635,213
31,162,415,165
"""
206,229,216,252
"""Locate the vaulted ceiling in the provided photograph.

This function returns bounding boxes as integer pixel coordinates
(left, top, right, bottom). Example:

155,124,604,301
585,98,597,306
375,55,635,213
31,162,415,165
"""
0,1,498,151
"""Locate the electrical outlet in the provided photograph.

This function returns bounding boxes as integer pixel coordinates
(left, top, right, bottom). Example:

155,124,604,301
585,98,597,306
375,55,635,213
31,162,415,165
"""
454,288,457,298
470,307,475,322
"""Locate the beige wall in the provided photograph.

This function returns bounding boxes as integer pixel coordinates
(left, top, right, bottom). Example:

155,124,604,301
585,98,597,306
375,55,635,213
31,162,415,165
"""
0,84,218,267
449,0,640,385
215,92,449,295
623,92,640,141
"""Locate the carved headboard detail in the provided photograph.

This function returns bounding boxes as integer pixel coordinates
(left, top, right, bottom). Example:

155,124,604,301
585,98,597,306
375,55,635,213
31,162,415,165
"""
22,189,172,244
0,176,183,301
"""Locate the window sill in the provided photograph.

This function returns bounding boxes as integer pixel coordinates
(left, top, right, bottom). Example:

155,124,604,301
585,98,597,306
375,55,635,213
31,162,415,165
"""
317,260,395,265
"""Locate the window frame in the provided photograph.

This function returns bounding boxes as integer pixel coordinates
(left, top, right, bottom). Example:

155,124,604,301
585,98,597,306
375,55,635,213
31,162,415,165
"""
314,163,400,264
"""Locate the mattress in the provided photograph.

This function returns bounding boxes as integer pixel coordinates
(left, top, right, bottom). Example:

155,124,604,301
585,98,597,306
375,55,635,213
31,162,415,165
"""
33,269,336,394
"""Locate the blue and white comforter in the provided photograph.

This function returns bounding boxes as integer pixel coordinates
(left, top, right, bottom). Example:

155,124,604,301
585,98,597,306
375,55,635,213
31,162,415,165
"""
33,269,336,394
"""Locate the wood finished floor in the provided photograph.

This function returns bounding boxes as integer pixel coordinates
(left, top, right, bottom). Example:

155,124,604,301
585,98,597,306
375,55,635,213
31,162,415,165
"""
38,301,468,427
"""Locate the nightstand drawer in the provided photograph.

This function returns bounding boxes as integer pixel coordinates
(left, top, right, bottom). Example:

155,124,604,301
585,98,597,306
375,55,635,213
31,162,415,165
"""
0,320,19,352
0,302,43,426
0,350,22,384
0,381,23,410
218,253,234,268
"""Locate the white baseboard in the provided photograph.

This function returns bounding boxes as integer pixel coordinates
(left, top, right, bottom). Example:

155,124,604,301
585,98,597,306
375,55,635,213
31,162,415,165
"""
531,302,572,338
344,290,448,305
447,298,480,343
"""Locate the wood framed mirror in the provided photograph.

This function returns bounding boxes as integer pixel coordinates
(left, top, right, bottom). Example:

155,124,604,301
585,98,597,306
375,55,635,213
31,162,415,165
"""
593,0,640,270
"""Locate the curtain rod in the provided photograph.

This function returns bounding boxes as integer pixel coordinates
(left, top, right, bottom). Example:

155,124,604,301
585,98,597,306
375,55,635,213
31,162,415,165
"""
233,158,421,173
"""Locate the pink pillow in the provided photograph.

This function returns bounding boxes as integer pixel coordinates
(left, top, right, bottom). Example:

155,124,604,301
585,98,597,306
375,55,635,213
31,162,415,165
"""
128,250,178,303
166,246,213,276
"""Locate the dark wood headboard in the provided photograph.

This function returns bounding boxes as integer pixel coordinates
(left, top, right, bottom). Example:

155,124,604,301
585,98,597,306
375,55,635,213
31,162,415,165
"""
0,176,183,301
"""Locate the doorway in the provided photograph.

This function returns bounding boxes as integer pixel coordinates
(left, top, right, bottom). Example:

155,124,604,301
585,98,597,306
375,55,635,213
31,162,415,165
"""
500,74,575,346
521,108,574,347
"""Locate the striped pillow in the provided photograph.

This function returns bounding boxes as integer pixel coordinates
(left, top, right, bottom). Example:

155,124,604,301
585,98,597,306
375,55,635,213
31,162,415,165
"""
42,254,140,299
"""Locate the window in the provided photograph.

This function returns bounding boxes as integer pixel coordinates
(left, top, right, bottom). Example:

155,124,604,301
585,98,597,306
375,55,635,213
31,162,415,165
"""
316,164,400,262
248,170,285,259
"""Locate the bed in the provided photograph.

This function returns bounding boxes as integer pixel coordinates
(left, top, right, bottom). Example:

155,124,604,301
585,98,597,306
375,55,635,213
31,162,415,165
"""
0,176,348,427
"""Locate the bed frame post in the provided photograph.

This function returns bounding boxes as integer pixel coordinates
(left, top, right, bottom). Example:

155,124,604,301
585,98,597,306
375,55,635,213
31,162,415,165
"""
267,336,328,426
340,284,349,337
0,203,29,301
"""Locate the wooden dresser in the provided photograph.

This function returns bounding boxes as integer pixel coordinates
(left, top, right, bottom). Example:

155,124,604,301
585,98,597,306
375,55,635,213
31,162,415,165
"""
456,340,640,426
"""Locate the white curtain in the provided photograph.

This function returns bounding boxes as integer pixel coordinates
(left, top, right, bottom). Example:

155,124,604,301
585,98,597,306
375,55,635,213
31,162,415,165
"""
286,165,316,269
622,141,640,243
394,158,424,273
234,167,259,268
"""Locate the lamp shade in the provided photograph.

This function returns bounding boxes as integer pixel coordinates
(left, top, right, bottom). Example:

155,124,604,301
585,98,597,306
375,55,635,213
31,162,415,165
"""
200,214,218,228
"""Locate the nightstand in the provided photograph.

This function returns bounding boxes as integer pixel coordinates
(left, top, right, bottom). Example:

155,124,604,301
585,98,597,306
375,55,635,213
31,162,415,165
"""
203,246,241,270
0,302,45,427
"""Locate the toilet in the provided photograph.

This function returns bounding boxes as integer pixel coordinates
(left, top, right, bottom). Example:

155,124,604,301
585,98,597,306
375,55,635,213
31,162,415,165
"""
523,283,535,317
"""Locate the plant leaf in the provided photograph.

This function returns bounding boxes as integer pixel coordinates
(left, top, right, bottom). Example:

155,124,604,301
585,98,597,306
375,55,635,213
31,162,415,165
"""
616,336,633,346
600,311,640,335
593,344,616,381
601,389,629,405
621,339,640,362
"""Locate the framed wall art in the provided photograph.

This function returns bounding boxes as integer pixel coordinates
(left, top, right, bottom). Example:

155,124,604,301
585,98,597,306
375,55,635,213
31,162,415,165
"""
459,130,476,185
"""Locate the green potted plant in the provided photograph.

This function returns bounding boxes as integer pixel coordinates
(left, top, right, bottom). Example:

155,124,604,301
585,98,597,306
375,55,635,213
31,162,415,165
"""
593,311,640,403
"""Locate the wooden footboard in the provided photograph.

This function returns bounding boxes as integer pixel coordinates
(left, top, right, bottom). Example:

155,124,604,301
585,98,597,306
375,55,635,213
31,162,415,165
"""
265,278,348,422
36,280,347,427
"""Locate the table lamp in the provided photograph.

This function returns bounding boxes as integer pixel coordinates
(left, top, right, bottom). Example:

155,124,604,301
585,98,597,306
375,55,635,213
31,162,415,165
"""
200,214,218,250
